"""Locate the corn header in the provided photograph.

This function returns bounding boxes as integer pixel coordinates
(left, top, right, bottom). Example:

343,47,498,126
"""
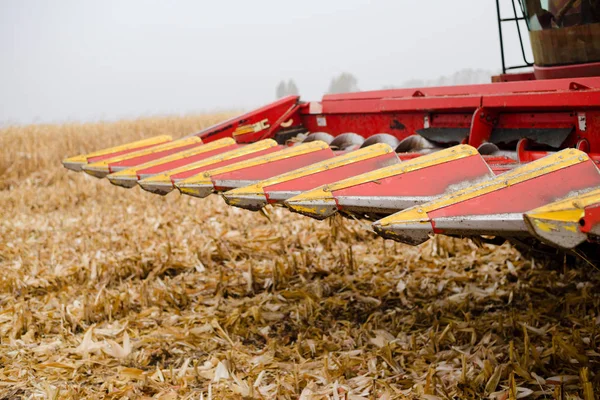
63,0,600,264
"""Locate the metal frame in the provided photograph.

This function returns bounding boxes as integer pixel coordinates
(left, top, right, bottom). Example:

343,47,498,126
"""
62,79,600,258
496,0,534,74
154,77,600,164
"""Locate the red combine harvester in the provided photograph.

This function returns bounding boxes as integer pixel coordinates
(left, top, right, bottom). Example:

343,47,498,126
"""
63,1,600,264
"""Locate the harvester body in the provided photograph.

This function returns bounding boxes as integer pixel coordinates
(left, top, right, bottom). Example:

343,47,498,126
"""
63,1,600,263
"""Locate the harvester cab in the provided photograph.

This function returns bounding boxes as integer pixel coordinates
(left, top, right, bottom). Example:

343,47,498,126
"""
63,1,600,264
497,0,600,79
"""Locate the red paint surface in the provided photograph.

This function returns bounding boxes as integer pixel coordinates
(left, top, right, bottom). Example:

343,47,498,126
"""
107,142,204,171
482,90,600,110
211,148,335,190
331,154,493,200
429,161,600,222
534,61,600,80
169,147,283,182
136,144,239,176
87,143,168,163
199,96,300,144
299,103,600,153
301,112,426,140
263,152,399,203
147,76,600,162
582,204,600,234
89,77,600,176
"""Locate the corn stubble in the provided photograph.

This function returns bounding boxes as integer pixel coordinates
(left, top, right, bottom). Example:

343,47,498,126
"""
0,115,599,399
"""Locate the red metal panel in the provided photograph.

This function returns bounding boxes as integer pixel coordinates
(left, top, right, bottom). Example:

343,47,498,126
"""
107,142,204,171
496,112,575,129
429,162,600,224
482,90,600,110
198,95,300,143
380,96,482,112
321,99,385,114
87,143,165,163
584,111,600,153
429,113,473,128
136,144,239,177
332,154,492,199
169,147,283,182
396,153,424,161
321,95,481,114
390,154,518,176
299,109,600,155
263,152,399,202
211,148,335,191
534,61,600,80
261,104,302,141
468,108,496,148
581,204,600,234
293,76,600,157
484,155,519,169
490,166,515,174
300,113,426,139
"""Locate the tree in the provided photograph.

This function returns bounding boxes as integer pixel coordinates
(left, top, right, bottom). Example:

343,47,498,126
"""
286,79,298,96
327,72,359,94
276,81,286,99
275,79,299,99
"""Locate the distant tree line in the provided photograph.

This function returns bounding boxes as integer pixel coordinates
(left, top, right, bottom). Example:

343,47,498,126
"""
387,69,494,89
275,72,360,98
276,69,494,98
275,80,299,98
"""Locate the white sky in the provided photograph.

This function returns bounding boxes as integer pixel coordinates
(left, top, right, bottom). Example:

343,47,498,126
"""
0,0,533,125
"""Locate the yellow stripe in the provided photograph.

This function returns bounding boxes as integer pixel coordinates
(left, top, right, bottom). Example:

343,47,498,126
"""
377,148,589,227
137,173,173,186
286,144,480,205
138,139,279,185
176,140,330,187
522,189,600,248
233,126,256,136
527,209,585,226
85,136,202,169
526,187,600,217
225,143,394,197
527,217,581,235
107,138,236,179
378,208,430,227
62,154,88,165
62,135,172,165
329,144,479,191
523,191,599,247
285,185,336,204
525,187,600,227
233,119,270,137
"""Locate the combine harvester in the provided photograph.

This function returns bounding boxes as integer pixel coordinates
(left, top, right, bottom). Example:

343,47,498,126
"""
63,1,600,264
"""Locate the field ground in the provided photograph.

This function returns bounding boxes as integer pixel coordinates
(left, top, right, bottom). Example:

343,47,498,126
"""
0,115,599,399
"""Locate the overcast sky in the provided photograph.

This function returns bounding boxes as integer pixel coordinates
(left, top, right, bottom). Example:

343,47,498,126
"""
0,0,532,125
